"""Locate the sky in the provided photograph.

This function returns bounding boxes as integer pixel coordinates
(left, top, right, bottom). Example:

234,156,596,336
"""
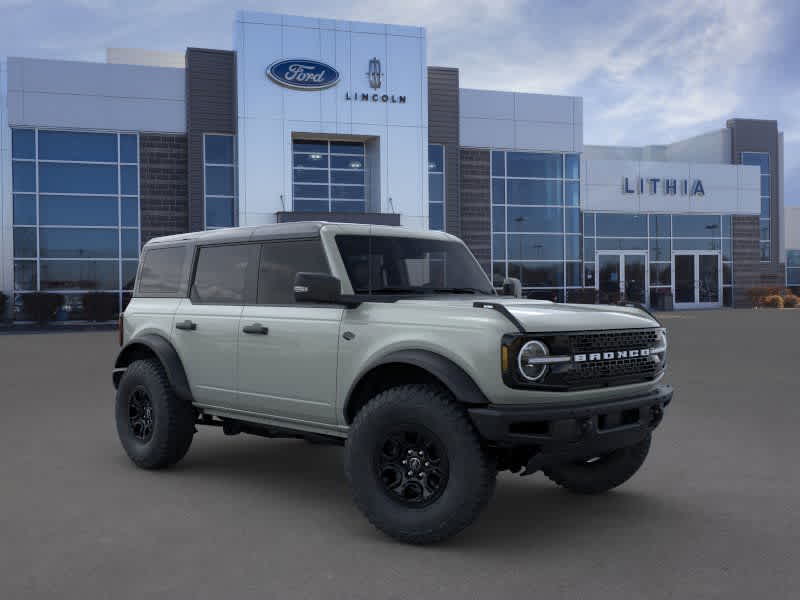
1,0,798,204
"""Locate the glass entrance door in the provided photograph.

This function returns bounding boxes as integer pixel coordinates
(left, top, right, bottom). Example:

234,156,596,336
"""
596,252,648,305
672,252,721,308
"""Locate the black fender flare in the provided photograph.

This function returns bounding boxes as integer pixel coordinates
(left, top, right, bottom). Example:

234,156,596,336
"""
113,334,193,403
345,349,489,422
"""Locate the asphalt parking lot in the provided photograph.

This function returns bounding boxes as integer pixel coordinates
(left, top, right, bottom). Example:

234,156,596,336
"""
1,309,799,599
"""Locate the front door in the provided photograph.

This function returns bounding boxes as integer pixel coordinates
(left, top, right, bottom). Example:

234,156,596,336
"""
672,252,721,309
596,252,648,305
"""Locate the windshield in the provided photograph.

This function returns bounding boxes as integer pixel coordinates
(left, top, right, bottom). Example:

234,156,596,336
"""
335,235,495,296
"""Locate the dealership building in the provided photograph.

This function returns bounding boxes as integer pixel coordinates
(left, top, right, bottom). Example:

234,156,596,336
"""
0,10,794,318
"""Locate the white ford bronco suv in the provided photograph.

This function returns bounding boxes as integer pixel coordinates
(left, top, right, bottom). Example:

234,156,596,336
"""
113,222,671,544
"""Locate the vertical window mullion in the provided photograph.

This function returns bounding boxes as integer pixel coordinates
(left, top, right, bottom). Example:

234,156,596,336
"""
35,128,40,293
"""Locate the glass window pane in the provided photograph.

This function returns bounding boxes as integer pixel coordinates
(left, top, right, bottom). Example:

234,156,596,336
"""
205,165,234,195
595,213,647,237
760,175,770,196
723,287,732,307
596,238,648,251
429,202,444,230
492,206,505,232
507,180,562,205
507,152,562,178
428,145,444,172
204,135,234,164
120,134,138,163
723,263,732,285
507,261,564,287
565,154,580,180
294,184,329,199
649,214,671,237
507,234,564,260
13,194,36,225
39,163,118,194
650,263,671,286
759,219,770,240
122,261,139,291
13,227,37,258
293,153,329,168
492,262,506,287
258,240,330,304
293,140,328,154
138,246,189,295
584,262,595,287
507,206,563,233
40,228,118,258
491,151,505,177
293,168,328,183
565,208,580,233
333,170,365,185
787,251,800,268
121,165,138,195
38,130,117,162
12,161,35,192
649,238,671,261
721,215,732,237
673,238,721,251
206,197,234,228
760,242,770,261
583,213,595,236
39,261,119,290
428,173,443,204
122,229,139,258
787,268,800,285
14,260,37,291
722,238,732,261
40,195,118,226
565,181,579,206
331,185,364,200
121,198,139,226
741,152,769,174
191,244,252,304
492,179,505,205
565,235,581,260
331,155,363,170
761,197,770,218
12,129,35,159
330,141,364,155
583,237,594,261
294,199,329,212
331,201,365,213
492,235,506,260
566,262,581,287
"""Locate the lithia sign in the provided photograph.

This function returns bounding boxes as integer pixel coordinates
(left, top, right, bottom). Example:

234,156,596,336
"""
623,176,705,196
267,57,406,103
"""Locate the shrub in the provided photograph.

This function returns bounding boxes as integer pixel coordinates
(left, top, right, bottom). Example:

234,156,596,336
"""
762,295,784,309
782,294,799,308
82,292,118,322
746,287,790,307
21,293,64,324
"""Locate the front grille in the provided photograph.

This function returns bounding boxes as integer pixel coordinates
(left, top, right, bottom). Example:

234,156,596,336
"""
563,329,662,386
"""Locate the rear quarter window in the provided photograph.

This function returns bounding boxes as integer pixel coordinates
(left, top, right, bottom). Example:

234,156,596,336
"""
136,245,191,297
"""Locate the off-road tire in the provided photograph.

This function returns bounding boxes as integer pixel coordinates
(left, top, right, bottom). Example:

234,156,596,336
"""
543,434,651,494
115,359,195,470
345,384,496,544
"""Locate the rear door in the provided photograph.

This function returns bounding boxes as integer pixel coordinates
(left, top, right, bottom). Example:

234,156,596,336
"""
171,243,259,408
235,238,343,426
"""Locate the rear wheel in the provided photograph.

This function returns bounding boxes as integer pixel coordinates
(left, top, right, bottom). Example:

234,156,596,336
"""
345,384,496,544
543,434,651,494
115,359,195,470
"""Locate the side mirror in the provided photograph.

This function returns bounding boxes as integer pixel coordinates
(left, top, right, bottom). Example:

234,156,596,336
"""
502,277,522,298
294,272,342,304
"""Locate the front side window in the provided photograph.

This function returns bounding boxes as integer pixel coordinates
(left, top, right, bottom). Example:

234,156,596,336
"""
292,140,365,213
335,235,494,295
257,240,330,305
191,244,253,304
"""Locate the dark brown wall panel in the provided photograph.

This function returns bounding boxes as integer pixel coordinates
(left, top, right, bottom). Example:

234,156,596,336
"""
459,148,491,274
139,133,188,244
428,67,460,237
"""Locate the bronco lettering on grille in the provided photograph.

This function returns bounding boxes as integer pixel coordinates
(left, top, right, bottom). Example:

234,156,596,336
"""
574,348,652,362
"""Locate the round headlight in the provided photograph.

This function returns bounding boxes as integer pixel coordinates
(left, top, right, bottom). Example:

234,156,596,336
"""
518,340,550,382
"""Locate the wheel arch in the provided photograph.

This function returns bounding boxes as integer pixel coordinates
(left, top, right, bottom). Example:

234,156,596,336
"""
343,350,489,424
113,334,193,403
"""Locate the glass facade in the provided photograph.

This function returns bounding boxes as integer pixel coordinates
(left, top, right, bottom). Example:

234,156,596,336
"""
292,140,366,213
491,150,580,300
788,250,800,288
583,212,733,306
204,134,236,229
11,128,140,319
742,152,770,261
428,144,444,230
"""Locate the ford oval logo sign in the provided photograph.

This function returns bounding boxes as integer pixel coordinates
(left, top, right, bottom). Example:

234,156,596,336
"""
267,59,340,90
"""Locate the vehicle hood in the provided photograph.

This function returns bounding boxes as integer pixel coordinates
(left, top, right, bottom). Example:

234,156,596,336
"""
394,296,659,332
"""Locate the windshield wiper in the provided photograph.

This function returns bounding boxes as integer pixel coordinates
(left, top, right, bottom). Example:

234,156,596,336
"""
352,287,432,295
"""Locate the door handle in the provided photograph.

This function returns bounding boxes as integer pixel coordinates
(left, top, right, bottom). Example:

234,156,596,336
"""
242,323,269,335
175,320,197,331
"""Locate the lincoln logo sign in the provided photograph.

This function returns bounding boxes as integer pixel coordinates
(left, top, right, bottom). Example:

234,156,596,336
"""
266,59,340,90
623,176,704,196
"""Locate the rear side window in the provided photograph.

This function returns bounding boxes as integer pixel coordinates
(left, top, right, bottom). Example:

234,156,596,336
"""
257,239,330,304
137,246,189,296
191,244,255,305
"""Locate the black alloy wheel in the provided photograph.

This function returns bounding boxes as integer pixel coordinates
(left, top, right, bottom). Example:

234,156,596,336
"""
128,386,154,442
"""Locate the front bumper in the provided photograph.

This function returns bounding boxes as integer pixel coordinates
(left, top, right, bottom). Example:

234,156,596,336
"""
468,384,672,468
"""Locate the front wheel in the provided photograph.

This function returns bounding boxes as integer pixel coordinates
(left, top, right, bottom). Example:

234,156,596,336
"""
543,434,652,494
345,384,496,545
